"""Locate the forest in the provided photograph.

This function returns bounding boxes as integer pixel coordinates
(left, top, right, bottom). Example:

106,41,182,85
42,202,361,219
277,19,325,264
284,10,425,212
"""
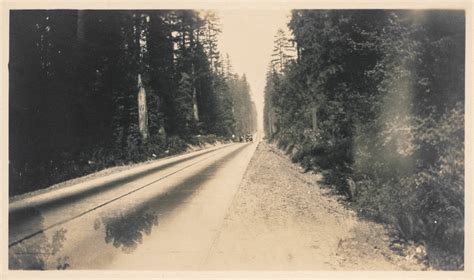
264,10,464,269
9,10,257,197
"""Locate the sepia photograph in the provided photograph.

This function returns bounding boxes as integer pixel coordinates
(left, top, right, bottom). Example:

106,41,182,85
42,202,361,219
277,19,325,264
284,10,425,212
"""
2,0,471,277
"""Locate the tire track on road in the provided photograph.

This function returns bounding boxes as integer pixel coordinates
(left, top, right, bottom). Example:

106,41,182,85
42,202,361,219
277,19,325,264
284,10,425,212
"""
9,144,249,248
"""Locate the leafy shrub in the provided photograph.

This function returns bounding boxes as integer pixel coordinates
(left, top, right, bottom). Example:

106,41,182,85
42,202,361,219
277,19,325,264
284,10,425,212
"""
350,104,464,268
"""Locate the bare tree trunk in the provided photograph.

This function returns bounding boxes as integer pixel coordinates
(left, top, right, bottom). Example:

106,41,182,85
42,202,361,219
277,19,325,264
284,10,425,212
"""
311,107,318,132
156,95,166,137
137,74,149,143
268,105,276,137
192,89,199,122
191,63,199,122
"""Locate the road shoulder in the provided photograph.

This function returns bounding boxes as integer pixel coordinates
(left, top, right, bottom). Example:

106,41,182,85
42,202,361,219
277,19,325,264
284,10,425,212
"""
204,142,426,270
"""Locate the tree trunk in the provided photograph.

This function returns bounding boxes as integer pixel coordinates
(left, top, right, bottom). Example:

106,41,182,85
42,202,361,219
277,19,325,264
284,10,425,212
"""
311,106,318,132
137,74,149,143
191,63,199,122
268,105,276,136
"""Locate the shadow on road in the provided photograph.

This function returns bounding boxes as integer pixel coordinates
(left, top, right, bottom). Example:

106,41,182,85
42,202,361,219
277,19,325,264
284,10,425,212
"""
9,208,69,270
97,144,249,253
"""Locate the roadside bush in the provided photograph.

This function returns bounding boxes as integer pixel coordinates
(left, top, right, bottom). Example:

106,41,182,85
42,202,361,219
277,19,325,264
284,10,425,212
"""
350,104,464,269
265,10,464,269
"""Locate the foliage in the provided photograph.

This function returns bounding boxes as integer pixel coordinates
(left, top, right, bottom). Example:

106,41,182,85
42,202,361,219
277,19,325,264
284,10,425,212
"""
9,10,257,196
264,10,464,269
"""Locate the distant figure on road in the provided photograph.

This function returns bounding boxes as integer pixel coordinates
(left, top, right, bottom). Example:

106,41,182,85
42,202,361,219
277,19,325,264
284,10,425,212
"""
246,134,253,143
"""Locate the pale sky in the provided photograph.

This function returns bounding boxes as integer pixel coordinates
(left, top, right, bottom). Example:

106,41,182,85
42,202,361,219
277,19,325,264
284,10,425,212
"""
216,10,291,134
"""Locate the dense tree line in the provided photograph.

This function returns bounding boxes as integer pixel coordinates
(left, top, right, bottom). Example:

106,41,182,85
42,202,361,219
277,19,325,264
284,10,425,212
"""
264,10,464,269
9,10,257,196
